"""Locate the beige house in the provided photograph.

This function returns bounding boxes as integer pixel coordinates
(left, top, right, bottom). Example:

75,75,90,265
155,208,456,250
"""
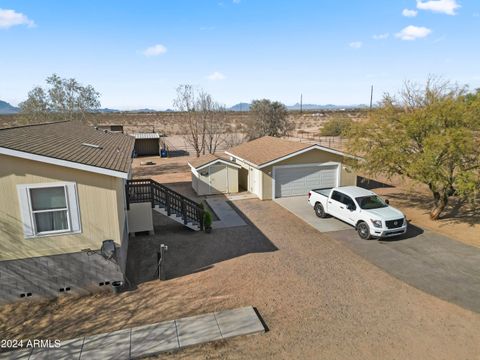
189,154,240,195
0,121,135,303
190,136,357,200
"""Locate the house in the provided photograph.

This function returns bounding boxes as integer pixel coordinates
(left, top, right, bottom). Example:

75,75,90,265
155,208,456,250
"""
189,153,241,195
190,136,358,199
0,121,135,303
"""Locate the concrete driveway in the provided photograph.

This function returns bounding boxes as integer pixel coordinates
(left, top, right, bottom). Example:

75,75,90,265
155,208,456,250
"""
274,196,351,232
274,196,480,313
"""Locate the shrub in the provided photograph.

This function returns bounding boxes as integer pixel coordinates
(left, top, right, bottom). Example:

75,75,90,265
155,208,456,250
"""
320,117,353,136
203,211,212,229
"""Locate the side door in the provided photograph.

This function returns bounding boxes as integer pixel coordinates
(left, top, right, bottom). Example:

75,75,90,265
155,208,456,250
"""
327,190,344,218
338,194,357,225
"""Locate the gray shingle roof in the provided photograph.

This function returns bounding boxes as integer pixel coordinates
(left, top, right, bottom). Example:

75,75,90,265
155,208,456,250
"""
0,121,134,174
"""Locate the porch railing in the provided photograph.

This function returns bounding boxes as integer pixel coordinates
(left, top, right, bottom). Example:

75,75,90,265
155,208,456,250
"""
126,179,204,230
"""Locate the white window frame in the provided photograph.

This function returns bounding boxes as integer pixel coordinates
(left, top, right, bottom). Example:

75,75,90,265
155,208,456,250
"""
17,182,82,238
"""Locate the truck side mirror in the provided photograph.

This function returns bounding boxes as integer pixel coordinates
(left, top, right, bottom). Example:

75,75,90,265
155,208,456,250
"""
347,204,355,211
385,199,390,205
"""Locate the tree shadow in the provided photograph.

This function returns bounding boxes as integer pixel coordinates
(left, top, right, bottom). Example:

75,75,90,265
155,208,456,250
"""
357,176,395,190
376,223,424,242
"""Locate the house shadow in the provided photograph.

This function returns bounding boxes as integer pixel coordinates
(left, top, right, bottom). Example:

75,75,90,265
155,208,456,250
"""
125,199,278,285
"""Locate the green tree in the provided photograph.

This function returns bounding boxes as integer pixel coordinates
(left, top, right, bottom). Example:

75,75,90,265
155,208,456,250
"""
247,99,292,139
19,74,100,123
320,116,353,136
347,78,480,220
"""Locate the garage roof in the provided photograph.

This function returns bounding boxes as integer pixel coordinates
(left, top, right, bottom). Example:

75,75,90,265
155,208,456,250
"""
0,121,134,178
188,153,241,170
226,136,358,168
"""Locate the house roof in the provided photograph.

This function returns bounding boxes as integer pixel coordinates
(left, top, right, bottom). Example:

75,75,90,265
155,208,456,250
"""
188,153,240,170
0,121,134,177
226,136,358,168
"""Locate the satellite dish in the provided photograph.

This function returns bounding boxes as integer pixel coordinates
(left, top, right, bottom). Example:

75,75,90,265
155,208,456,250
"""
101,240,116,261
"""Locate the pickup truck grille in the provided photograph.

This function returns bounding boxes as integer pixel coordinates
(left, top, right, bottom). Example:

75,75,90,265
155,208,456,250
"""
386,218,404,229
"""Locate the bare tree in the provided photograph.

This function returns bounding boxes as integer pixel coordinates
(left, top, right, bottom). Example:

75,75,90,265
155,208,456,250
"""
173,85,205,157
173,84,229,157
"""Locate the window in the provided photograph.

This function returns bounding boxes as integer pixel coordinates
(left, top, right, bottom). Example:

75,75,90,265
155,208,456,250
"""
30,187,70,234
331,191,343,202
342,195,356,210
355,195,388,210
17,182,81,237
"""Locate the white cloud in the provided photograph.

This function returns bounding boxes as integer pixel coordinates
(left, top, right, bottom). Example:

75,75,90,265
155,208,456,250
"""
402,8,418,17
349,41,363,49
395,25,432,40
143,44,167,57
373,33,389,40
207,71,226,81
0,8,35,29
416,0,460,15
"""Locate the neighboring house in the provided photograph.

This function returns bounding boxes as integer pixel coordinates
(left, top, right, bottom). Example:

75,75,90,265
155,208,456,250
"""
95,124,124,133
189,154,241,195
190,136,358,199
0,121,135,303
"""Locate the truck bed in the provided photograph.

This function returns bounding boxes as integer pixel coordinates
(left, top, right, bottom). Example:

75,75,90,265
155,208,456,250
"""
312,188,333,197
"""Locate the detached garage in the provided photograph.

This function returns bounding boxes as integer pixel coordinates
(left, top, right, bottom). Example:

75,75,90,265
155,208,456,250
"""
225,136,359,200
189,154,240,195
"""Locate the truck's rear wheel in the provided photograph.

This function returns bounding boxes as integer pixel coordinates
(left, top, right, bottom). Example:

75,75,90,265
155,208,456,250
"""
357,222,371,240
314,203,326,218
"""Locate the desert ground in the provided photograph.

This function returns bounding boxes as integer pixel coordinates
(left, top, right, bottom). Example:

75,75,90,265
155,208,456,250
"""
1,153,479,360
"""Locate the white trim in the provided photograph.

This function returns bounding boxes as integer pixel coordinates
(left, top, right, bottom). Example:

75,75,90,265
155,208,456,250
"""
0,147,130,179
224,151,259,168
258,145,360,169
272,162,341,199
17,182,82,238
188,158,241,171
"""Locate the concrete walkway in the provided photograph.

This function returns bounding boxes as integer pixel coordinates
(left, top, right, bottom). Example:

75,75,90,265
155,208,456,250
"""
2,307,264,360
275,196,351,233
207,198,247,229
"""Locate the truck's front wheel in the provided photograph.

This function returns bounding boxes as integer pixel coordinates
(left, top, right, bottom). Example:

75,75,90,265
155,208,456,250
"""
357,222,372,240
314,203,327,218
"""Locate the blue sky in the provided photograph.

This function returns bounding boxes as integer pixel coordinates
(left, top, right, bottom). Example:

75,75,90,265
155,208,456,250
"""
1,0,479,109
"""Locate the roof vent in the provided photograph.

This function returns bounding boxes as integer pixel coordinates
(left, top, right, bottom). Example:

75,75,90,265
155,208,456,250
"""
82,143,103,149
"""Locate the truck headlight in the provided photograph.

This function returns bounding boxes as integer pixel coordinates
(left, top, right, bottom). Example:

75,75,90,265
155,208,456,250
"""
370,219,382,228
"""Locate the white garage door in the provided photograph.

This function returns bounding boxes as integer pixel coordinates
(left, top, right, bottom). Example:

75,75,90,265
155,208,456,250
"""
274,164,338,198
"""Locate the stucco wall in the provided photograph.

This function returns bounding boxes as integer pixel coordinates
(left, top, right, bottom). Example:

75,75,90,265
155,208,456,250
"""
0,154,125,261
260,148,357,200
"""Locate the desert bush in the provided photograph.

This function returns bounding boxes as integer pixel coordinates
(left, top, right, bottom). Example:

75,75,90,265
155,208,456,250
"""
320,117,353,136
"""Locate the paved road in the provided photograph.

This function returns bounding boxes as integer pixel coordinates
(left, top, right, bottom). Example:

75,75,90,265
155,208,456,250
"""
275,196,480,313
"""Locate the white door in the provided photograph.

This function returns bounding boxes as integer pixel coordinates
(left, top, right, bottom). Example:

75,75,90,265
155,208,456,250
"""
274,164,338,198
209,165,228,194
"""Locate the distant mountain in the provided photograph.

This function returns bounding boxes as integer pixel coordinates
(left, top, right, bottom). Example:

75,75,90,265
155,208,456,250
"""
229,102,367,111
229,103,251,111
0,100,19,114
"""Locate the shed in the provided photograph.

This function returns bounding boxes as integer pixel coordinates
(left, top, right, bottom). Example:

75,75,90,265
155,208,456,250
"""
188,154,241,195
133,133,160,156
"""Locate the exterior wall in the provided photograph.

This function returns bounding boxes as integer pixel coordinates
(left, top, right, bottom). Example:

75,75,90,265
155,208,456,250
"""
127,203,154,233
260,149,356,200
0,154,129,303
340,165,357,187
191,163,239,195
0,154,125,261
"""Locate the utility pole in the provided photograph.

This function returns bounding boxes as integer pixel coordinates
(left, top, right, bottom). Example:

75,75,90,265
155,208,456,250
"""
300,93,303,114
369,85,374,109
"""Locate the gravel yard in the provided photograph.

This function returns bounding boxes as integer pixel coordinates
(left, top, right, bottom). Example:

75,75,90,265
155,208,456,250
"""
1,199,480,359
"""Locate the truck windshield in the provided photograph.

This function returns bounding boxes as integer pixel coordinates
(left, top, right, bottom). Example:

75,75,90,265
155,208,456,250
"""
356,195,388,210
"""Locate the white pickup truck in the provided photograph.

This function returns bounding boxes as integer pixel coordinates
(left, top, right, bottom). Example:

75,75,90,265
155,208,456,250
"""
308,186,407,239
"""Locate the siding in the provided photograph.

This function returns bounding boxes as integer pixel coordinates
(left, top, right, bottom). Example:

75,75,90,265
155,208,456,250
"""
260,148,357,200
0,154,125,261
